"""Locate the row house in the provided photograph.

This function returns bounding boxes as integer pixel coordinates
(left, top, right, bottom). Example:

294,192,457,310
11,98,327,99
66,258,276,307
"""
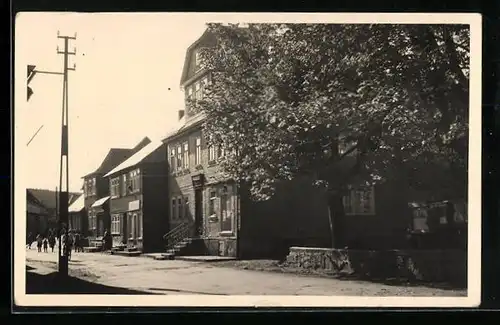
160,29,415,259
26,188,81,237
81,137,151,246
103,140,169,253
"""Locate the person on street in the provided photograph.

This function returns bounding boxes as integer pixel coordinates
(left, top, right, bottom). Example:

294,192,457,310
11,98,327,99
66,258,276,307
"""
49,235,56,253
65,231,73,261
36,234,43,252
103,229,112,251
42,237,48,252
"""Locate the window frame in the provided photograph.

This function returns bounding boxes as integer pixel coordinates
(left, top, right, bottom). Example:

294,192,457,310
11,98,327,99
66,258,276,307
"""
176,146,182,172
208,145,216,163
128,169,141,193
110,177,120,198
208,191,217,216
195,137,202,166
121,174,127,196
183,141,189,170
170,148,176,173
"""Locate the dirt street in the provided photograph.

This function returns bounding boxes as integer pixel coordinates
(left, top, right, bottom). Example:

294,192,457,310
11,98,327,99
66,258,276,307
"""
25,249,466,296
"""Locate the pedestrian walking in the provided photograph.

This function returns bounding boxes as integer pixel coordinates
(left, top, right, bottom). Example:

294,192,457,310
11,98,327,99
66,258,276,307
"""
42,237,48,252
36,234,43,253
64,231,73,261
48,235,56,253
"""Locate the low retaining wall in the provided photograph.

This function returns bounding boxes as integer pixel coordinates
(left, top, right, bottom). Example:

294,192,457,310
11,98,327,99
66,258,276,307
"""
285,247,467,285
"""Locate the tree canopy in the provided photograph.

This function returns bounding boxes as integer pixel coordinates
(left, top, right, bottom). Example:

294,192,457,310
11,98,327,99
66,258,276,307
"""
192,23,470,202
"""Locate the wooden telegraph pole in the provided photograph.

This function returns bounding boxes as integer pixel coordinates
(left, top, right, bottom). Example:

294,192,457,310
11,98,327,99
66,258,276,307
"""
26,31,77,277
56,31,77,277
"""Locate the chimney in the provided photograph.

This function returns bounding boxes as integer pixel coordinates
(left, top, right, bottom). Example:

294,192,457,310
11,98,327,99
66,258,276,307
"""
178,110,185,121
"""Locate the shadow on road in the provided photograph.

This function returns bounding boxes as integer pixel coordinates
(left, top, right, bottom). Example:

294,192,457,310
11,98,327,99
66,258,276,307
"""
25,266,156,295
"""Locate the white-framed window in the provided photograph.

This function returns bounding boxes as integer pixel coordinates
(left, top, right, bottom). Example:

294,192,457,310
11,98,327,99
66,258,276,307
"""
171,198,177,220
110,177,120,198
343,186,376,215
176,146,182,171
128,169,141,193
195,137,202,166
194,82,202,100
208,145,216,162
85,178,97,197
183,142,189,169
121,174,127,196
111,214,121,234
169,148,176,172
208,191,217,216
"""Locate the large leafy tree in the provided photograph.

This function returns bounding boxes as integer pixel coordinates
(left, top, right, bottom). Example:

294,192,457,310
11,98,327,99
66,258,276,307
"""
192,23,469,247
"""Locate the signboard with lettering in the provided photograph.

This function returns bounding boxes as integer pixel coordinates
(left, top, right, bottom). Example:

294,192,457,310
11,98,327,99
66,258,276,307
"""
128,200,141,211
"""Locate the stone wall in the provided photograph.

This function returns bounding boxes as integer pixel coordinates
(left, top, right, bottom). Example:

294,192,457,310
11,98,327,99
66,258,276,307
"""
285,246,467,286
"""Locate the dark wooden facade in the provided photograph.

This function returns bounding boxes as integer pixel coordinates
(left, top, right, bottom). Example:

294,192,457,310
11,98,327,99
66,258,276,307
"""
105,142,169,253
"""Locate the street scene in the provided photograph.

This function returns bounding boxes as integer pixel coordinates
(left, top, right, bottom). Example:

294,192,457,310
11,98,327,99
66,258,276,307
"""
17,13,479,305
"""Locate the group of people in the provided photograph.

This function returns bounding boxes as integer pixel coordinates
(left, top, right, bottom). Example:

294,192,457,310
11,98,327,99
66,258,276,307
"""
26,229,86,259
27,232,57,253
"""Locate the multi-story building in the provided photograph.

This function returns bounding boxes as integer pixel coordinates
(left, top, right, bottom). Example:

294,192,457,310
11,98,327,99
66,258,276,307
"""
81,137,151,246
103,140,169,253
161,29,420,259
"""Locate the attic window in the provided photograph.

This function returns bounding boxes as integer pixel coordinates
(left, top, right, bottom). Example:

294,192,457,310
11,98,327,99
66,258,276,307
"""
195,51,202,69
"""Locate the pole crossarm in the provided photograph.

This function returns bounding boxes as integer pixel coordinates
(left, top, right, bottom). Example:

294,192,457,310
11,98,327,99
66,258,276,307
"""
33,70,64,76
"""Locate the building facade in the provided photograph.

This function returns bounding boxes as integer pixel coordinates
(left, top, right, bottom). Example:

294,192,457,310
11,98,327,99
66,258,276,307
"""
81,138,151,244
104,140,169,253
160,29,421,259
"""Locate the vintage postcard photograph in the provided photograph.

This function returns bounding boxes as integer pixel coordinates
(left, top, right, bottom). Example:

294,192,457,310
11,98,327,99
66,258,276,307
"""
14,12,481,308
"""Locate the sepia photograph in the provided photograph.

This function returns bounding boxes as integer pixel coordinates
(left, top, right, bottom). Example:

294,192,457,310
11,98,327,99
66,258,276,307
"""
14,12,481,308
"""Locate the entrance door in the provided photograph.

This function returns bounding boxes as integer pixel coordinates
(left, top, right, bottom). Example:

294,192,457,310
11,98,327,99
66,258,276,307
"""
194,189,203,236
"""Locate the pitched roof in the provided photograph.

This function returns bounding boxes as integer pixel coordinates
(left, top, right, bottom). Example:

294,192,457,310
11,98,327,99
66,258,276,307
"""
162,112,206,142
82,137,151,179
27,189,81,210
91,196,110,208
104,140,164,178
68,194,85,213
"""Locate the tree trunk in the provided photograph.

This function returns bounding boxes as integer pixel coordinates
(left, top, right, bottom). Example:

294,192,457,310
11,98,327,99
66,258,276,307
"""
326,190,346,249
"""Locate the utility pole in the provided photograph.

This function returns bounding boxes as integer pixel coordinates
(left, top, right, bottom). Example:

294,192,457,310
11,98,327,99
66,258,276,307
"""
56,31,77,277
26,32,76,277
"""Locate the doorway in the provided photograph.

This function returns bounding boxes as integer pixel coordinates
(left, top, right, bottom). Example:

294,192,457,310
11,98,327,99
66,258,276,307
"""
194,189,203,236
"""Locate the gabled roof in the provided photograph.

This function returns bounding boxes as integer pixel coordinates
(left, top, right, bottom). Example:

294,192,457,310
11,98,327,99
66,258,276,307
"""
82,137,151,179
91,196,110,208
68,194,85,213
162,112,206,143
104,140,165,178
179,29,216,87
27,189,81,210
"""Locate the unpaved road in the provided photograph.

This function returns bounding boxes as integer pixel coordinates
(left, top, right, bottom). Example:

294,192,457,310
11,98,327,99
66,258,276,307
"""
25,249,467,296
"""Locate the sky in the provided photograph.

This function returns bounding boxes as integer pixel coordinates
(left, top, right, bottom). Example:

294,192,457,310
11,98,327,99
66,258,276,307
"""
15,13,208,192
